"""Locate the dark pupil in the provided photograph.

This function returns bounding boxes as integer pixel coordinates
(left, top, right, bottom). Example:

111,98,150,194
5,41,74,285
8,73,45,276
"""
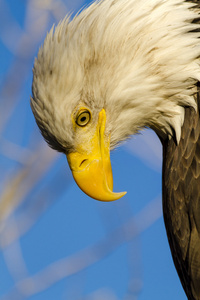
80,116,86,122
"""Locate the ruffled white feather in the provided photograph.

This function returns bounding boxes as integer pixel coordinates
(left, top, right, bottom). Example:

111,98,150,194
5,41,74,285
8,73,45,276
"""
31,0,200,150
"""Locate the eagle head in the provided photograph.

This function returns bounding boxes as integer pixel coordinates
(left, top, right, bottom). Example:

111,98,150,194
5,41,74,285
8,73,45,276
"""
31,0,200,201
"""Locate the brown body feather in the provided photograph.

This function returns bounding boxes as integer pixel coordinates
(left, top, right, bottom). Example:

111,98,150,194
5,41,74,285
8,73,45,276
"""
162,2,200,298
162,88,200,299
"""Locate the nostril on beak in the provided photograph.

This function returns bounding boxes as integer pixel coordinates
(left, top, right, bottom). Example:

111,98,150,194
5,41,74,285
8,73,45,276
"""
79,159,89,168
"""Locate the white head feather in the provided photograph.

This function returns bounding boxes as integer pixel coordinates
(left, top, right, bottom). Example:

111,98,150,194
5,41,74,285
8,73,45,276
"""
31,0,200,151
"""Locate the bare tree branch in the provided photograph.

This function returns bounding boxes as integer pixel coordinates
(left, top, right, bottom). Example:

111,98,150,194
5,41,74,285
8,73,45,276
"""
1,196,162,300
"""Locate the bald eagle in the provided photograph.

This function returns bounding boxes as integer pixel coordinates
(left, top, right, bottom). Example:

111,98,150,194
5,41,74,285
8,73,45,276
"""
31,0,200,298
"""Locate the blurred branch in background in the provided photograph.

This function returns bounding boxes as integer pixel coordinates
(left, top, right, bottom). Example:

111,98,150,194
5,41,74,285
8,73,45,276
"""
0,1,162,299
1,196,161,300
0,0,72,298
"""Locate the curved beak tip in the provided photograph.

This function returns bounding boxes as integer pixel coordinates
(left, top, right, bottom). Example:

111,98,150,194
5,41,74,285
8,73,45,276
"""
92,190,127,202
72,169,127,202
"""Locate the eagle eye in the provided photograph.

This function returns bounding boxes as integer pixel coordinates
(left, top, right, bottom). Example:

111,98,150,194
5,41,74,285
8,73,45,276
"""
76,110,91,127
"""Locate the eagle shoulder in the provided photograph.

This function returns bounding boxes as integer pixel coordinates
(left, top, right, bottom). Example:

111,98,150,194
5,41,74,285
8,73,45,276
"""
162,89,200,299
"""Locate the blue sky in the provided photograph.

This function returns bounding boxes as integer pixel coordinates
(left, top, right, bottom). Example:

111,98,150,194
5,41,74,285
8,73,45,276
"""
0,1,186,299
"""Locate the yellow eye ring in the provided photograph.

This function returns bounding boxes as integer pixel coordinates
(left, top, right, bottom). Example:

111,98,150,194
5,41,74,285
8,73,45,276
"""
76,110,91,127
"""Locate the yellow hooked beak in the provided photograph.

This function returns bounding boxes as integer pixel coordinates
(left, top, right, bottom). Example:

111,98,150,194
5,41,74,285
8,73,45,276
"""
67,109,126,201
